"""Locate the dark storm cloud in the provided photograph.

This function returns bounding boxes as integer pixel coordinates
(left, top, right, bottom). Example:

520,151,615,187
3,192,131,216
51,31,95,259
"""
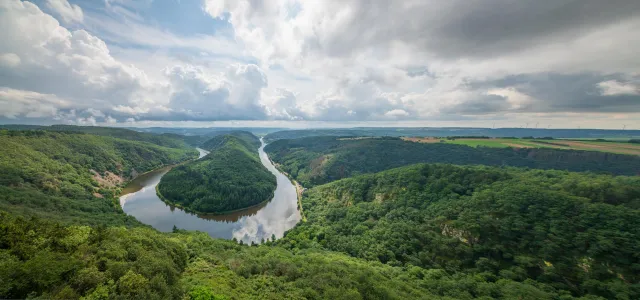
422,0,640,59
439,94,512,115
307,0,640,60
471,73,640,113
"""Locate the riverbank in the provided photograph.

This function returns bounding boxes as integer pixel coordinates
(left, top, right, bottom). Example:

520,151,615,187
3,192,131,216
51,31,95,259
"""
119,139,301,244
267,156,307,222
118,149,205,195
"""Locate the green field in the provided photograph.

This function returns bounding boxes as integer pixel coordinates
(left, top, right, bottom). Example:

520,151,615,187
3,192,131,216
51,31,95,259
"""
404,137,640,155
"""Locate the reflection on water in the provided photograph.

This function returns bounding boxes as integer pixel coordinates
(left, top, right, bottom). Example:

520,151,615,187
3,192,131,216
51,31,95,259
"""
119,142,301,244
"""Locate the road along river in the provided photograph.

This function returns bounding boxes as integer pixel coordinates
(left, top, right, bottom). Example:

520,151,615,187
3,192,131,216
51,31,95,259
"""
119,141,301,244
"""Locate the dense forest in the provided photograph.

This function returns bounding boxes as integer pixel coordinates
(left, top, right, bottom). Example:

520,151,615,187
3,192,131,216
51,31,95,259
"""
0,129,198,225
1,211,459,300
277,163,640,299
200,131,261,152
0,125,203,148
265,136,640,186
157,132,277,214
2,126,640,299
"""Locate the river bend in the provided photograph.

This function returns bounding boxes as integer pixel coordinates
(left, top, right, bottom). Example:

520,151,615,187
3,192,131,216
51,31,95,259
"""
119,141,301,244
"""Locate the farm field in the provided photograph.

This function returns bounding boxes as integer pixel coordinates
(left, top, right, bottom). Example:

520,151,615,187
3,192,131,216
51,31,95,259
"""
403,137,640,155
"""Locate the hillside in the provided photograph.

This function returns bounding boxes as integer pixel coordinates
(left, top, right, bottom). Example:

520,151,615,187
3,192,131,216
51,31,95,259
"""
0,129,442,300
0,129,198,225
265,136,640,186
0,210,454,300
0,125,199,149
279,163,640,299
157,133,276,214
2,128,639,299
200,130,261,151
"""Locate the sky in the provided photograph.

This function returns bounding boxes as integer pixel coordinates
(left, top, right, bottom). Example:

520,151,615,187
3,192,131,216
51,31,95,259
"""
1,0,640,129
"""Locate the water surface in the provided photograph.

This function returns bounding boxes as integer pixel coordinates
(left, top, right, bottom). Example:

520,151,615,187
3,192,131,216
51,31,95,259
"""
119,142,301,244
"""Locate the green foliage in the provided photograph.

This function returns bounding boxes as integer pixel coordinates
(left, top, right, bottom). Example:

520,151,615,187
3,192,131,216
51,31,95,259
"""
175,231,442,300
201,131,261,152
265,136,640,186
278,163,640,299
0,212,187,299
2,127,640,299
0,130,198,225
158,133,276,213
1,125,195,149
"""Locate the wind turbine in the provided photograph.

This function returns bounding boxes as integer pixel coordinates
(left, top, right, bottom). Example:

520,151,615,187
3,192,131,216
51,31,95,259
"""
623,124,627,130
535,122,539,129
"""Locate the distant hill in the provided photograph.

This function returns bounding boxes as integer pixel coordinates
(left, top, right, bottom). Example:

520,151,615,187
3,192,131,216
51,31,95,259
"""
200,130,261,151
0,124,193,149
2,126,639,299
265,136,640,186
264,127,640,142
157,132,276,214
129,126,286,136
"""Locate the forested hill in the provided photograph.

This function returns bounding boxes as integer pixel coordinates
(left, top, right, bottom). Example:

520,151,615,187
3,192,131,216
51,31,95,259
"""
0,124,198,149
279,163,640,299
0,128,471,299
265,136,640,186
0,129,198,225
157,133,276,214
200,130,261,151
3,127,640,299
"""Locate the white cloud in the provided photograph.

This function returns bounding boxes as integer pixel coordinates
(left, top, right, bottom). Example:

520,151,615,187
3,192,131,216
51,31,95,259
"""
0,0,162,123
1,0,640,127
0,0,156,117
0,88,70,119
384,109,409,117
105,115,117,123
45,0,83,24
263,88,305,120
598,80,640,96
85,108,105,118
203,0,640,124
0,53,21,68
162,64,269,120
76,116,97,125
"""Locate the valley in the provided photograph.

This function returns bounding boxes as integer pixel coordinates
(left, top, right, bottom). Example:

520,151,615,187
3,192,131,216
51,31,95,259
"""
1,126,639,299
120,138,301,244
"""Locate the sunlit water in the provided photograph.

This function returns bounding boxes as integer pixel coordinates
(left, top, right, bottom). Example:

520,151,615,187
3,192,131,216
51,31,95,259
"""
119,140,301,244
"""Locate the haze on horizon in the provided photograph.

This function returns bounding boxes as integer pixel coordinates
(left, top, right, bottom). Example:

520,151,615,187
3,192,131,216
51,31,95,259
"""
1,0,640,129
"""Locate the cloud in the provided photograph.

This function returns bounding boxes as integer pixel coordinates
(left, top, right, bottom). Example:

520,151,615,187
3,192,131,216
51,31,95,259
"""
477,73,640,114
45,0,83,23
0,0,159,122
0,53,21,68
1,0,640,127
0,88,69,119
263,88,305,120
598,80,640,96
105,115,117,124
203,0,640,124
384,109,409,118
158,64,269,121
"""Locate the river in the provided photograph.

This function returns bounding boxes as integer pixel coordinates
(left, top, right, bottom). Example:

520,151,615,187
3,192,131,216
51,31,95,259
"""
119,140,301,244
